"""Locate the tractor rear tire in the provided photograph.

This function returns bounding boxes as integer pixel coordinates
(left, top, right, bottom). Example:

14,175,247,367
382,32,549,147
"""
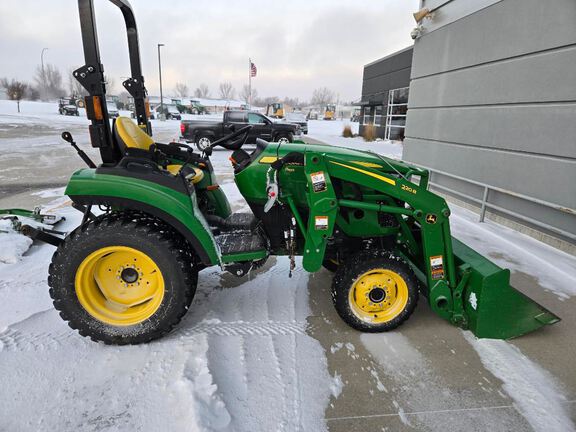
48,213,198,345
332,250,419,332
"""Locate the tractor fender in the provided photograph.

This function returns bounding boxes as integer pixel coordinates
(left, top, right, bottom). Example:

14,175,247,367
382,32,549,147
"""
65,169,220,266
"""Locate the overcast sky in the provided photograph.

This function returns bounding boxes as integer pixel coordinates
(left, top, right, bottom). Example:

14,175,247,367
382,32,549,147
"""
0,0,418,102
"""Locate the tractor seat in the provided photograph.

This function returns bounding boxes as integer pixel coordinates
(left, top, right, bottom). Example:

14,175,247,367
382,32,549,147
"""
113,117,204,184
114,116,155,152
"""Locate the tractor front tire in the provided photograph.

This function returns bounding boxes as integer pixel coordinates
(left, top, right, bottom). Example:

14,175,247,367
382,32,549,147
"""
48,213,198,345
332,251,419,332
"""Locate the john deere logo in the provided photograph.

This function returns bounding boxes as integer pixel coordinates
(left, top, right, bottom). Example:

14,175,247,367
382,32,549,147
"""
426,214,437,224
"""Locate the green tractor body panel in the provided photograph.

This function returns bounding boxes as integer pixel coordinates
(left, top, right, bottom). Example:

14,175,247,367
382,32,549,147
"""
65,169,221,265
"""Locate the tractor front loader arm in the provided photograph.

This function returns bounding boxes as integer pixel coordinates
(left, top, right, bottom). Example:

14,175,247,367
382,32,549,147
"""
293,152,559,339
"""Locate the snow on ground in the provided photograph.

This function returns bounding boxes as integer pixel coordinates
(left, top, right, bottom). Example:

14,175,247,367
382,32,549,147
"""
360,332,525,431
306,119,404,160
463,332,573,432
0,219,32,264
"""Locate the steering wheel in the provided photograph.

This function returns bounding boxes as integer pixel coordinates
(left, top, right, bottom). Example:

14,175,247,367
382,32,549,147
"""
204,125,252,156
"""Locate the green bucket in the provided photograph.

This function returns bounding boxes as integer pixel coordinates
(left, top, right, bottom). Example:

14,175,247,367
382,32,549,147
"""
452,238,560,339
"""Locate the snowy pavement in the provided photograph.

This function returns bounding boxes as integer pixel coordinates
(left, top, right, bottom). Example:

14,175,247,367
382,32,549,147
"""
1,101,576,431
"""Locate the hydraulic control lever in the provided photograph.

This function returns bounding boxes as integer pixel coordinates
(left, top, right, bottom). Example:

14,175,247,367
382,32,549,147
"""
62,131,96,168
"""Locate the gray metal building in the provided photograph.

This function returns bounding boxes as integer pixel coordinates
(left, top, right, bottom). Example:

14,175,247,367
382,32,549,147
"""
403,0,576,252
359,47,413,140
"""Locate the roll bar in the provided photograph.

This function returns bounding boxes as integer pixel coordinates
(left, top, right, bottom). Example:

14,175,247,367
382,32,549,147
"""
74,0,151,164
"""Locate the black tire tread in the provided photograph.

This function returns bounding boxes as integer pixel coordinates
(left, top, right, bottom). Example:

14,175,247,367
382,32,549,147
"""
48,212,198,345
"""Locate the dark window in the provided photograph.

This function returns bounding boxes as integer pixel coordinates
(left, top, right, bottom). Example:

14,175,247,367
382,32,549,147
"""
227,112,246,122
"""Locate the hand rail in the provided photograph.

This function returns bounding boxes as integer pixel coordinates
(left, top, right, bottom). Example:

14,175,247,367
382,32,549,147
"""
411,163,576,242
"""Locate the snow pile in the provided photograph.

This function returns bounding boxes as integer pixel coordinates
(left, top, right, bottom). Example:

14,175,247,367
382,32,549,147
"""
463,332,574,432
0,219,32,264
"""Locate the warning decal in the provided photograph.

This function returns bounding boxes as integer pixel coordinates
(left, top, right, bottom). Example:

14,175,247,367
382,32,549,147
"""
430,255,445,280
315,216,329,230
311,171,327,193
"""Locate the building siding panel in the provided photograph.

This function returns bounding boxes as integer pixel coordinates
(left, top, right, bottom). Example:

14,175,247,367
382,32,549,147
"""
412,0,576,79
409,45,576,108
406,104,576,159
420,0,503,33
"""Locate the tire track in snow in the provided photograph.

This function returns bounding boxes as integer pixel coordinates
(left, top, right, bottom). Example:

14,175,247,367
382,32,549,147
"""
265,272,289,432
0,319,308,352
197,258,319,432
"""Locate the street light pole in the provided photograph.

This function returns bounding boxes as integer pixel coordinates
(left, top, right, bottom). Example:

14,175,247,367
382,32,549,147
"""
157,43,165,120
41,47,49,100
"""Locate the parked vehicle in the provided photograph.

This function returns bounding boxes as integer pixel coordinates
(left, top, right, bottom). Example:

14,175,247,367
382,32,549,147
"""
107,101,119,118
155,104,182,120
58,98,79,116
181,110,300,151
285,111,308,134
307,109,319,120
324,104,336,120
266,103,285,119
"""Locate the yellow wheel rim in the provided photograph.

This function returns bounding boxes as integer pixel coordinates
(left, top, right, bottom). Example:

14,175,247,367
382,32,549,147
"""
75,246,165,326
348,269,409,323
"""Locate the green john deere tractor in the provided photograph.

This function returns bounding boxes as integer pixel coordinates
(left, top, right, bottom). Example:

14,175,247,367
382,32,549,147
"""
36,0,559,344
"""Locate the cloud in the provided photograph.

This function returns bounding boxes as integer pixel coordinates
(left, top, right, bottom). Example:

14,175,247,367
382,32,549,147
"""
0,0,418,101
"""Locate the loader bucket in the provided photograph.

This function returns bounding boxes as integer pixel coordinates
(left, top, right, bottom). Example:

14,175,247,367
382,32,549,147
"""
452,238,560,339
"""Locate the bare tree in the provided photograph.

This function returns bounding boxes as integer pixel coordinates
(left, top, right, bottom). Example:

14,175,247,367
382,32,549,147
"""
219,82,235,100
283,97,302,108
104,75,116,95
174,82,189,97
1,79,28,112
68,68,88,98
254,96,279,107
26,86,40,101
240,84,257,104
311,87,335,107
33,64,64,100
194,84,210,98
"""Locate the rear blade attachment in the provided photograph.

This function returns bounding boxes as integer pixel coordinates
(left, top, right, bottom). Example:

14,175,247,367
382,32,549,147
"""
452,238,560,339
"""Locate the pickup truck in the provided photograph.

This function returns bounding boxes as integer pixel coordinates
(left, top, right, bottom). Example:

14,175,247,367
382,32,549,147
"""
180,110,300,151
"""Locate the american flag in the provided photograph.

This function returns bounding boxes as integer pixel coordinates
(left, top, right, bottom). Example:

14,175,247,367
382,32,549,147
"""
250,61,257,78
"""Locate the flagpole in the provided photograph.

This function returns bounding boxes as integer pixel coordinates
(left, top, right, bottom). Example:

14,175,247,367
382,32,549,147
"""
248,57,252,108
